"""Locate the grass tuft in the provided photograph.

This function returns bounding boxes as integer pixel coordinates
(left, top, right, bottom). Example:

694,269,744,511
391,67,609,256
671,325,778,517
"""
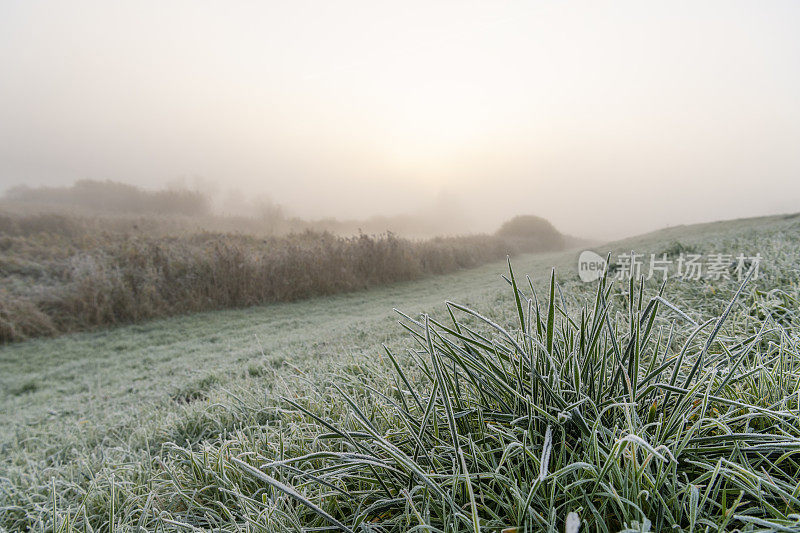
228,263,800,531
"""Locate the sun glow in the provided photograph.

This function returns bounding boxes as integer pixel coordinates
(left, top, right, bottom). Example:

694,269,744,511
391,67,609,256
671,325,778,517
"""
379,81,496,173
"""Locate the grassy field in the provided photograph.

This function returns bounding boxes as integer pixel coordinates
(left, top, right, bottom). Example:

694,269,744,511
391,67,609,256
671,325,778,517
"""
1,213,799,531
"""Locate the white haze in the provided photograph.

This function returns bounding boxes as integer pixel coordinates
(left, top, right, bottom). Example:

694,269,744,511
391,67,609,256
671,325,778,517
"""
1,1,799,239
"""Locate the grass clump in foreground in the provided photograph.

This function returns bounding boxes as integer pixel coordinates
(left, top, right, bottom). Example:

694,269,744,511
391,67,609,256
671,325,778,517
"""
221,264,800,532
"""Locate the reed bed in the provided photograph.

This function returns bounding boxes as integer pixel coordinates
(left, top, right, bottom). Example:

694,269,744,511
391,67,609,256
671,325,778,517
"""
0,219,551,342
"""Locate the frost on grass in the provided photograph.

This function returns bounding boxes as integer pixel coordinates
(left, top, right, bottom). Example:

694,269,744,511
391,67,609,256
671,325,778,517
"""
3,217,800,532
225,263,800,532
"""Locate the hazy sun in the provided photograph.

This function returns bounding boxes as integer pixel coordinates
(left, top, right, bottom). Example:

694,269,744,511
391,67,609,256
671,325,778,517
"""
378,81,495,178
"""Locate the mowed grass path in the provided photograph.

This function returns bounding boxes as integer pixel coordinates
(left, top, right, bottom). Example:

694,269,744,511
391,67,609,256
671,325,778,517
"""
1,249,579,454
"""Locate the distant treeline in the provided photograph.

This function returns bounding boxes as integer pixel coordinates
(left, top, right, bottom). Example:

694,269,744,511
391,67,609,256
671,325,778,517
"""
4,180,211,216
0,212,566,342
1,180,473,237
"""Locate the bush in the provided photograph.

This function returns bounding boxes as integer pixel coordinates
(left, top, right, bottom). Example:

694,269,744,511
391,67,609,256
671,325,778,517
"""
495,214,564,251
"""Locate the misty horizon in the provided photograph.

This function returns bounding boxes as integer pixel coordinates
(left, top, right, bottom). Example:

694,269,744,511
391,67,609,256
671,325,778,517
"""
5,178,797,244
2,1,799,240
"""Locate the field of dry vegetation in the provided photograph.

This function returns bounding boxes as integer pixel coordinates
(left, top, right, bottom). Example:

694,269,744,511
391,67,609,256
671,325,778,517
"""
0,208,567,342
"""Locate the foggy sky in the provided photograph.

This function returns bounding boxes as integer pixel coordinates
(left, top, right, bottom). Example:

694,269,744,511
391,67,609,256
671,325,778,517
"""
1,1,799,239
